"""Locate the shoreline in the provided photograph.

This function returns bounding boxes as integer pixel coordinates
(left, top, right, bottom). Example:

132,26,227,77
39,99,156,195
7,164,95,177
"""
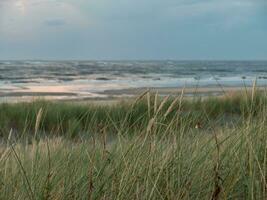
0,85,265,103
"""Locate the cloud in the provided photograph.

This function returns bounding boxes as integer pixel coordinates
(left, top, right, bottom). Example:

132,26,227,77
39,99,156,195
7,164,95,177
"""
82,0,266,31
0,0,89,39
0,0,266,60
44,19,66,27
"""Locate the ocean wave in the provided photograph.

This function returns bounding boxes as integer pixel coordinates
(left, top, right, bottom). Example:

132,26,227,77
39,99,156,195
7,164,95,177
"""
0,61,266,88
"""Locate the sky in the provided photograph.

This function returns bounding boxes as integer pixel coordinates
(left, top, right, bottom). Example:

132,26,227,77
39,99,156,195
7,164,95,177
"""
0,0,267,60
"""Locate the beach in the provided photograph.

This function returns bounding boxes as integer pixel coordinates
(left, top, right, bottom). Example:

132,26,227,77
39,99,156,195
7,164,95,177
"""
2,0,267,197
0,83,265,103
0,61,267,199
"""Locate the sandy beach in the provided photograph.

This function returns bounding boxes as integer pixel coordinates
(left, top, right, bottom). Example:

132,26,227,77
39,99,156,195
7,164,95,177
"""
0,83,264,103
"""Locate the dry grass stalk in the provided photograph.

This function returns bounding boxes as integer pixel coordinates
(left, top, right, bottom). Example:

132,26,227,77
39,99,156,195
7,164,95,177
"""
155,95,170,116
10,131,35,200
252,79,257,103
101,126,107,158
43,140,52,200
147,118,155,133
146,95,170,134
164,96,180,118
164,87,185,118
154,91,158,115
211,126,222,200
88,164,94,200
147,92,151,118
7,128,13,145
132,90,149,107
34,108,43,138
88,139,96,200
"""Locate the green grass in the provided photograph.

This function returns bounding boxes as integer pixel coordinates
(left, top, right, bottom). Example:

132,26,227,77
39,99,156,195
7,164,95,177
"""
1,88,267,199
0,89,265,138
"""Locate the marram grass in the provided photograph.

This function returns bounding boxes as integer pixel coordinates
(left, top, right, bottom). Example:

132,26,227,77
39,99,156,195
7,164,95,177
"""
0,89,267,199
0,89,265,138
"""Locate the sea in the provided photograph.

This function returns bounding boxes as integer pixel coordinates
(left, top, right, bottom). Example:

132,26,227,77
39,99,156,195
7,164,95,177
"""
0,60,267,100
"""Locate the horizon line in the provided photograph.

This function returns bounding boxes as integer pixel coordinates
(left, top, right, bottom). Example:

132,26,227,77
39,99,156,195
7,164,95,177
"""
1,59,267,62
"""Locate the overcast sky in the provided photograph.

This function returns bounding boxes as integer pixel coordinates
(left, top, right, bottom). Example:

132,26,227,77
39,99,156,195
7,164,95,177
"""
0,0,267,60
